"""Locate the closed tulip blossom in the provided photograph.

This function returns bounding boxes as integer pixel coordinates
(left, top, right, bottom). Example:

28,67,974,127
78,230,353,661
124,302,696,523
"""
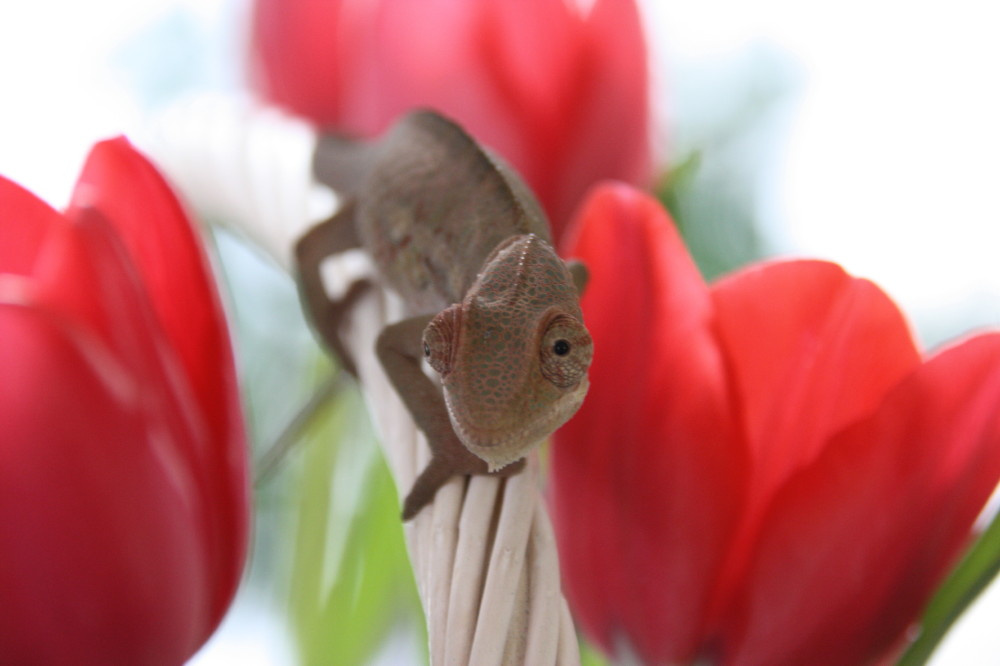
0,138,249,664
248,0,650,241
550,184,1000,665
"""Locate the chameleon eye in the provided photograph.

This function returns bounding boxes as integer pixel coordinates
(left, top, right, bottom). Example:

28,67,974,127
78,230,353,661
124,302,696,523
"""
540,315,592,388
423,304,460,376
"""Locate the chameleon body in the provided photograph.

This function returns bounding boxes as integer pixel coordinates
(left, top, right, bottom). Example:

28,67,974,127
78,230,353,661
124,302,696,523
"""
296,111,592,519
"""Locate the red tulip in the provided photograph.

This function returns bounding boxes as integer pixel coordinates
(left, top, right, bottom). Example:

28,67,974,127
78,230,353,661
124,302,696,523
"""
0,138,249,664
249,0,650,241
550,183,1000,665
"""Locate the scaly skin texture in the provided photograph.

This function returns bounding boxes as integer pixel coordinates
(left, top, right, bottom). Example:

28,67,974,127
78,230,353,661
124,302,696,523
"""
297,111,592,519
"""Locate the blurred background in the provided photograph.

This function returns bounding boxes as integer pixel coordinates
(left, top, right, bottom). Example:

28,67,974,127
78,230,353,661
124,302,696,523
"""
1,0,998,663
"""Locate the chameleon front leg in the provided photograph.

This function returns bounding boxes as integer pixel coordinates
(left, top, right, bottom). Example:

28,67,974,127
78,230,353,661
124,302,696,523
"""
376,315,526,520
295,201,370,377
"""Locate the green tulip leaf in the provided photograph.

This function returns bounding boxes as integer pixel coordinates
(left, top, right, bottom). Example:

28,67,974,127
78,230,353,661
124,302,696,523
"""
580,639,610,666
288,388,426,665
898,508,1000,665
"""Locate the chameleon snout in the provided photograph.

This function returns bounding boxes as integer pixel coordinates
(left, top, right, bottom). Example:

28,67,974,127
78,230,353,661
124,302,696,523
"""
442,362,590,471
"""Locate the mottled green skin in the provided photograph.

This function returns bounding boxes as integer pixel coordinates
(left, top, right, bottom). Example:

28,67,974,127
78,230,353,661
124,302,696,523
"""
315,110,592,471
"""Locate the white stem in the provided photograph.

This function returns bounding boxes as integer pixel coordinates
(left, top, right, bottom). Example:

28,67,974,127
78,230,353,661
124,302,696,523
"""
145,95,580,665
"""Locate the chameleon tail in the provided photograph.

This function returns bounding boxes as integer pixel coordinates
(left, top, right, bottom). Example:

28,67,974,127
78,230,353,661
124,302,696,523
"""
313,133,376,196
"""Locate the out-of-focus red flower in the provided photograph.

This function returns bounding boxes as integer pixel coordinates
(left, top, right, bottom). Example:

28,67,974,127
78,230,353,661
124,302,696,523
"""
550,183,1000,665
248,0,650,241
0,138,249,665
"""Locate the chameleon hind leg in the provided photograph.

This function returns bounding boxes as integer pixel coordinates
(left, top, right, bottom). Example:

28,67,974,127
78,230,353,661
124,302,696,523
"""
376,315,526,520
295,201,370,377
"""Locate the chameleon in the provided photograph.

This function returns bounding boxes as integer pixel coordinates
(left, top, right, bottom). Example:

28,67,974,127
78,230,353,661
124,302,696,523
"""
295,110,593,520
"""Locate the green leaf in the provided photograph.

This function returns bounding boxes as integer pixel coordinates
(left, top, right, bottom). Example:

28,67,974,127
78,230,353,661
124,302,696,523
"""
288,388,427,665
579,638,610,666
897,509,1000,665
655,53,795,282
655,148,765,283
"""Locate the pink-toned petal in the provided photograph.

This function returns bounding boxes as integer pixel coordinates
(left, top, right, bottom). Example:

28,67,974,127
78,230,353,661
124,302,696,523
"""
469,0,650,240
68,137,242,443
0,301,209,664
360,0,556,240
478,0,580,122
718,333,1000,665
52,201,245,639
250,0,650,241
552,184,746,662
30,209,174,402
711,260,921,511
66,140,249,632
26,207,225,618
546,0,650,238
366,0,484,130
474,0,582,153
0,175,63,276
28,209,208,489
249,0,349,125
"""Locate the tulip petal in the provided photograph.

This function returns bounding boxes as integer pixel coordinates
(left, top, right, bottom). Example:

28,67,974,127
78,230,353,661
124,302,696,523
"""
249,0,650,240
0,175,63,276
0,300,207,664
549,0,650,235
711,261,921,511
719,333,1000,665
28,207,200,449
67,138,242,444
250,0,373,126
23,208,221,639
469,0,583,200
479,0,580,122
5,180,202,471
552,184,747,662
66,140,248,634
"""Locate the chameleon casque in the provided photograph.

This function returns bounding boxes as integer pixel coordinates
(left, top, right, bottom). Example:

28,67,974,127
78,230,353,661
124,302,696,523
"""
295,110,593,520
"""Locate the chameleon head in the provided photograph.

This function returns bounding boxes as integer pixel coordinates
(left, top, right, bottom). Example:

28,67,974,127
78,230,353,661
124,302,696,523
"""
421,234,593,470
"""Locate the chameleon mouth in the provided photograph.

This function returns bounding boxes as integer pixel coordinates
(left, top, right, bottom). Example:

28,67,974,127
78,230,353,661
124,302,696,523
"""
448,418,534,471
443,378,589,472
